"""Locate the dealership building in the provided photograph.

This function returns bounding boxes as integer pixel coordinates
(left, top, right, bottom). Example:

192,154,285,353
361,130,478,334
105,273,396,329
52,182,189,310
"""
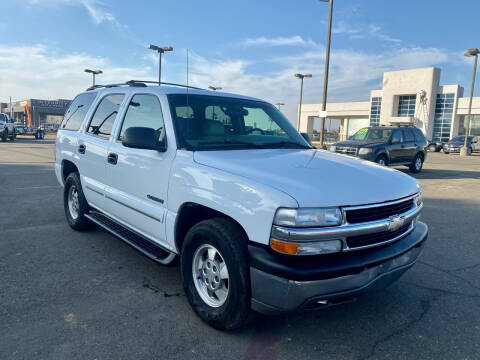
0,99,71,128
300,67,480,142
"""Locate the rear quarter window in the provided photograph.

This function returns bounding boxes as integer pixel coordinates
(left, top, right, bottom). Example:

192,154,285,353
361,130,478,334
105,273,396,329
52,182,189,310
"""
61,92,97,131
412,128,426,143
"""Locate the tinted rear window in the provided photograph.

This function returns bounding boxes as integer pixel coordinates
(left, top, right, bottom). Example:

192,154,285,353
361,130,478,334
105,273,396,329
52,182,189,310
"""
61,92,97,131
403,128,415,142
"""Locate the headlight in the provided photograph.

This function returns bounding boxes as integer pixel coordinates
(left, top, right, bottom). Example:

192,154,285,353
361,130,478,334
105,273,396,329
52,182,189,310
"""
358,148,372,155
329,145,336,152
414,185,423,207
273,207,342,227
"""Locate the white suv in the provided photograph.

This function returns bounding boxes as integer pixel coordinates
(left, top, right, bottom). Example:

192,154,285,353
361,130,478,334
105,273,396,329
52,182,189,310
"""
55,81,428,330
0,113,16,142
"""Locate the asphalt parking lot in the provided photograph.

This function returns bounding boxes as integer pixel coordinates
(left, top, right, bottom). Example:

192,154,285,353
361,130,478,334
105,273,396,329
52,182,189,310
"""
1,136,480,360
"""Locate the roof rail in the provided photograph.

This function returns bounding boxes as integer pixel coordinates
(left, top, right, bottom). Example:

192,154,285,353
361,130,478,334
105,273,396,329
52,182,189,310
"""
86,80,202,91
128,80,203,90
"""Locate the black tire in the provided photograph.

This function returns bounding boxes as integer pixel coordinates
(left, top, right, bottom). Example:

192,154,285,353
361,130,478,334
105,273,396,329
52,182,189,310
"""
64,172,91,231
467,147,472,156
409,153,424,173
443,150,449,154
375,154,388,166
2,129,7,142
181,218,252,330
9,129,15,140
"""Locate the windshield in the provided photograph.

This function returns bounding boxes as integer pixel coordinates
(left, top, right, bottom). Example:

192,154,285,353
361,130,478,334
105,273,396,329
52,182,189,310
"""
451,136,473,142
167,94,310,151
350,128,392,142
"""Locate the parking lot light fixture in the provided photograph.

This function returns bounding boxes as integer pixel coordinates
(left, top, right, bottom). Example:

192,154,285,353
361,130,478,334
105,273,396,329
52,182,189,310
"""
461,48,479,156
318,0,333,148
84,69,103,86
208,86,222,91
276,103,285,111
147,44,173,85
295,73,313,131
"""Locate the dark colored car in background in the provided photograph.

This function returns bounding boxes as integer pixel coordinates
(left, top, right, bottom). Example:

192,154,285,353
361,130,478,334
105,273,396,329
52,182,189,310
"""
330,126,428,173
443,135,480,155
427,140,443,152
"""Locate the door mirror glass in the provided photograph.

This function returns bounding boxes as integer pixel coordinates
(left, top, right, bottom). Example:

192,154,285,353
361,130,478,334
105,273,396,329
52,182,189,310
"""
122,127,166,151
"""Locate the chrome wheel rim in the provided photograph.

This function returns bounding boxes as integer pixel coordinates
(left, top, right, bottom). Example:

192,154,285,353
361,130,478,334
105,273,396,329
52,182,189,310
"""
415,157,422,170
378,159,386,166
68,185,80,220
192,244,229,307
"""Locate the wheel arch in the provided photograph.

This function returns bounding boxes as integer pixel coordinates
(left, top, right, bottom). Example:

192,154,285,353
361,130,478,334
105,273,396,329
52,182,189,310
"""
174,202,249,254
62,159,79,182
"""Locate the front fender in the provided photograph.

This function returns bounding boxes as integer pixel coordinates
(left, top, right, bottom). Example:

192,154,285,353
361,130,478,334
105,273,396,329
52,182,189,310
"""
166,151,298,250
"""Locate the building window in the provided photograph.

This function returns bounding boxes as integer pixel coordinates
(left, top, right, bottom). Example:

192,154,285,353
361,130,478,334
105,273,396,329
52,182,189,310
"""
370,97,382,126
432,93,454,142
397,95,416,117
458,114,480,137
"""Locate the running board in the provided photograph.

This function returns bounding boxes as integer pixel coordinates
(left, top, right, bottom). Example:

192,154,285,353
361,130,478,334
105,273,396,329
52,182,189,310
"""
85,210,176,265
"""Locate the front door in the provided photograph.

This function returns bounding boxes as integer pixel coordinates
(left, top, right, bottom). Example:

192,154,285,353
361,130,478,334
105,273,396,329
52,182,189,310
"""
104,93,174,249
78,93,125,211
388,129,407,164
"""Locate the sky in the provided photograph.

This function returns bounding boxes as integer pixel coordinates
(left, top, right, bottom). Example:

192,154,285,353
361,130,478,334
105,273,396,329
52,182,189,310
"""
1,0,479,124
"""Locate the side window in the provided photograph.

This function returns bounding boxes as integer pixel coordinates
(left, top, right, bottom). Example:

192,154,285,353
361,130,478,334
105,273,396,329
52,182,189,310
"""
87,94,125,138
403,128,415,142
119,94,164,141
412,128,426,143
391,130,403,143
61,93,97,131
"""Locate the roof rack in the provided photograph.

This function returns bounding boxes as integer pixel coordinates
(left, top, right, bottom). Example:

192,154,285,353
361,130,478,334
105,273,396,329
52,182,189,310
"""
86,80,202,91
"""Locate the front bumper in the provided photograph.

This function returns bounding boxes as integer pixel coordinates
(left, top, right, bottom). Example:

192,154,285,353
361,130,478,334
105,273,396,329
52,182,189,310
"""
250,221,428,314
444,146,461,153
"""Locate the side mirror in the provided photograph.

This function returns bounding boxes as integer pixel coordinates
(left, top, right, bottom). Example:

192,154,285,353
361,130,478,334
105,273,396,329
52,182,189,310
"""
301,132,312,145
122,127,167,152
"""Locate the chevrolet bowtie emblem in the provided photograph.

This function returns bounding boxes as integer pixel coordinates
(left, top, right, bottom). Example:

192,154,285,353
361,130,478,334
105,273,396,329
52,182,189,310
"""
387,215,405,232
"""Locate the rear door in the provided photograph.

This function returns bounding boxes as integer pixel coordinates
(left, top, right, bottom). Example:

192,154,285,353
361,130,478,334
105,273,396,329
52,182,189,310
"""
388,129,405,163
77,93,125,211
103,93,175,248
401,128,416,161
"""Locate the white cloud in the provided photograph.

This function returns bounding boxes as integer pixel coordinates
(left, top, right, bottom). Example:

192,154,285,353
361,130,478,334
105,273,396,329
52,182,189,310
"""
0,44,153,101
22,0,120,26
242,36,316,47
0,43,458,128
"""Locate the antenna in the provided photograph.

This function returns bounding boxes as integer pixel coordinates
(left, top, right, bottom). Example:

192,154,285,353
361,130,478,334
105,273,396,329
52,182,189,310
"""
186,49,189,93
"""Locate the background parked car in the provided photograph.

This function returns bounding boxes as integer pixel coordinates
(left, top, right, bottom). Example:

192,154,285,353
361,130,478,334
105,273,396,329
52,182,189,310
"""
330,126,427,173
427,140,443,152
443,135,480,155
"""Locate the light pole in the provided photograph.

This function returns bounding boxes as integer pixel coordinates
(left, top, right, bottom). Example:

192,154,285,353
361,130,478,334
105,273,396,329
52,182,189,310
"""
295,73,312,131
275,103,285,111
84,69,103,86
208,86,222,91
460,48,479,156
147,44,173,84
319,0,333,148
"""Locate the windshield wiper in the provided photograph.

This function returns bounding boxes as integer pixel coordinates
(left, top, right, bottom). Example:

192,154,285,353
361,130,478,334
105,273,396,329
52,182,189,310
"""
197,140,265,148
259,141,312,149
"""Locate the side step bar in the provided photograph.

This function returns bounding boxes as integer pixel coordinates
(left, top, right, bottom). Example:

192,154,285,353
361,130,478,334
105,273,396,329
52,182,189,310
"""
85,210,176,265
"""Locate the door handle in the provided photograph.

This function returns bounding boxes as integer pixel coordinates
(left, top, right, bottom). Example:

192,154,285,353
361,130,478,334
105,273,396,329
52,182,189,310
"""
78,144,86,154
107,152,118,165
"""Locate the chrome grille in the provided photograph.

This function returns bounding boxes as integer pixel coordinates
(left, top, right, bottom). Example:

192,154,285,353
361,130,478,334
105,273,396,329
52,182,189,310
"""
345,198,414,224
335,146,357,156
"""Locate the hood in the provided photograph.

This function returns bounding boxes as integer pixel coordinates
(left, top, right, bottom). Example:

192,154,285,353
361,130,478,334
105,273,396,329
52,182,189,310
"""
447,140,469,146
193,149,419,207
334,140,383,148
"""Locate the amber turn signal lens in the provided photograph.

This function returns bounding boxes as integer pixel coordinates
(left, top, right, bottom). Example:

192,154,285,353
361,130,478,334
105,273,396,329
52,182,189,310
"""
270,238,299,255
